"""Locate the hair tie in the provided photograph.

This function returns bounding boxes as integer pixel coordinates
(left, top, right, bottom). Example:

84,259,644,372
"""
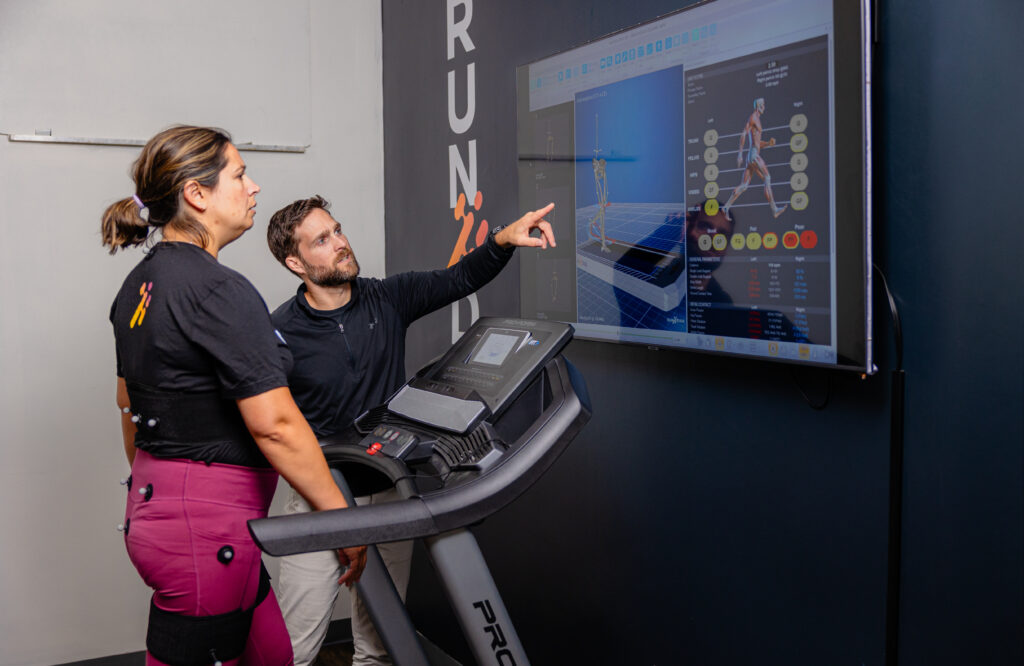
132,194,146,209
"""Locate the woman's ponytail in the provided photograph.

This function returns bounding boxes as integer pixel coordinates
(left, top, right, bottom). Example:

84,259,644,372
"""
101,197,150,254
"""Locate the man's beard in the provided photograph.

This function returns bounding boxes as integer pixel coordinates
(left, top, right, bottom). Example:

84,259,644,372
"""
303,251,360,287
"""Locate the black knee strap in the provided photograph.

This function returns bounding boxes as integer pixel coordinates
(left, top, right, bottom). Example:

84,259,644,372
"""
146,564,272,665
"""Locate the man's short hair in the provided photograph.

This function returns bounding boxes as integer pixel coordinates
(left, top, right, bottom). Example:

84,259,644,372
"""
267,195,331,273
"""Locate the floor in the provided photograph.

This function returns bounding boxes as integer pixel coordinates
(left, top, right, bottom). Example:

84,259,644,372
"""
313,643,354,666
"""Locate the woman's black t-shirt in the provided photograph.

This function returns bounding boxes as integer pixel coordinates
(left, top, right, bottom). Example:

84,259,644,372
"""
110,242,290,466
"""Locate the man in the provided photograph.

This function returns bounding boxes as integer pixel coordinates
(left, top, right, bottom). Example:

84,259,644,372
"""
722,97,787,220
266,195,555,666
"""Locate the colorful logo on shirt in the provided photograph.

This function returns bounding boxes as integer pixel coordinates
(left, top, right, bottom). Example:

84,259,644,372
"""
130,281,153,328
448,190,489,267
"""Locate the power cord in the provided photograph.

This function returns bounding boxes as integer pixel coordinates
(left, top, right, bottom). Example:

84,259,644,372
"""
875,263,905,666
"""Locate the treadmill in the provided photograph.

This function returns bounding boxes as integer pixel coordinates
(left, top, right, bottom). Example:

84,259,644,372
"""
249,317,591,665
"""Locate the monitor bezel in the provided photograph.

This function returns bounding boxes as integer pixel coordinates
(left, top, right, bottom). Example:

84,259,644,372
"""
514,0,874,374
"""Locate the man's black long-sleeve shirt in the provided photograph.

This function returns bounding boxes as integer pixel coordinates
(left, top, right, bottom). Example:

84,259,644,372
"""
271,235,515,438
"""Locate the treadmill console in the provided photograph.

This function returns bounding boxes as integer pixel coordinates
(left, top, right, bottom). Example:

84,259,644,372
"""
250,315,591,558
387,318,572,434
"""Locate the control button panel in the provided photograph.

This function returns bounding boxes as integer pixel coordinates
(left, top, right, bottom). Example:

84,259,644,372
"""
361,425,419,459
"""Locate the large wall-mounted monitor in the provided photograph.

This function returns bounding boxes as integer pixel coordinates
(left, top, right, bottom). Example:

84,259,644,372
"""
516,0,873,373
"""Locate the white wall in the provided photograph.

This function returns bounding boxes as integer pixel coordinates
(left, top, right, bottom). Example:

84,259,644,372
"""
0,2,384,664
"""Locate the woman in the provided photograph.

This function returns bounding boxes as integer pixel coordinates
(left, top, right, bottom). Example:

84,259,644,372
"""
103,125,366,666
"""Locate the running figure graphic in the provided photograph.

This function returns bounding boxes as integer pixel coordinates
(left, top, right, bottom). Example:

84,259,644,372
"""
722,97,787,220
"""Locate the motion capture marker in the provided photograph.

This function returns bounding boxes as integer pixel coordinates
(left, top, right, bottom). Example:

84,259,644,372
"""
210,650,223,666
790,153,808,172
146,418,158,428
712,233,728,251
130,414,140,424
791,192,809,211
704,181,720,198
703,198,720,215
746,232,763,251
139,483,153,501
790,113,808,133
703,146,719,164
790,172,809,192
763,232,779,250
730,233,746,251
790,133,808,153
698,234,713,251
121,407,130,414
704,164,719,181
703,129,719,146
217,546,235,564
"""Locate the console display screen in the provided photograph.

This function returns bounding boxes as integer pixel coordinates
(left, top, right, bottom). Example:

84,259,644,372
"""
471,332,522,367
516,0,872,372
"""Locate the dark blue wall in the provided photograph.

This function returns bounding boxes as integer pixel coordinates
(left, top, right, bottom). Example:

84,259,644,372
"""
382,1,1023,663
876,2,1024,663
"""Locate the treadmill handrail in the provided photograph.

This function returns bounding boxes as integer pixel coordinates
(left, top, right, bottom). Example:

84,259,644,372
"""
248,357,590,556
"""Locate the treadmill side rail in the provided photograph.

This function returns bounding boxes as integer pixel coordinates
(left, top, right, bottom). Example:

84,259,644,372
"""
249,498,437,557
247,357,589,554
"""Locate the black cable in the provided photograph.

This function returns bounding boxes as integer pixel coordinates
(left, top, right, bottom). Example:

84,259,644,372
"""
874,263,904,371
790,365,832,410
874,263,905,666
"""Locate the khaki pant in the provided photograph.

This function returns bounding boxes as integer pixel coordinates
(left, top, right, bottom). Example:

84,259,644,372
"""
275,486,413,666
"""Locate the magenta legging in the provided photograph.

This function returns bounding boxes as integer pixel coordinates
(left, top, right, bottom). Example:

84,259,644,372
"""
125,449,294,666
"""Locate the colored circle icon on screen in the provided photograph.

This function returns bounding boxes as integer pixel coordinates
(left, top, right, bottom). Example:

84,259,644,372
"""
790,153,808,172
790,114,808,133
698,234,713,251
762,232,778,249
791,192,809,211
790,172,808,191
703,129,718,146
712,233,728,251
704,198,720,215
790,133,808,152
704,146,719,163
704,181,719,198
730,233,745,250
800,230,818,249
704,164,719,181
746,232,762,250
782,231,800,249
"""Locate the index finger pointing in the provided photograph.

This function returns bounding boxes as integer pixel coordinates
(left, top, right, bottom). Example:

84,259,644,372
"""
535,202,555,218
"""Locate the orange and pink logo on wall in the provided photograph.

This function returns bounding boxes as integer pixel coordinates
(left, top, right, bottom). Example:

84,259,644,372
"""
448,190,489,268
130,281,153,329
